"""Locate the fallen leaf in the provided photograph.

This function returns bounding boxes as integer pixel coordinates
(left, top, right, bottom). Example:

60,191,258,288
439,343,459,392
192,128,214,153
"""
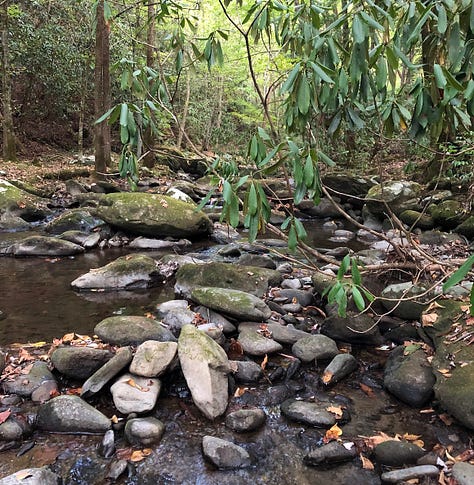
125,378,149,392
454,449,474,462
130,448,152,462
111,415,119,424
62,332,75,342
466,316,474,326
0,409,11,424
159,199,168,208
260,354,268,371
360,454,374,470
403,343,421,355
14,471,32,480
234,386,248,397
361,432,396,449
323,424,342,443
228,339,243,358
321,370,334,385
438,413,453,426
421,313,438,327
437,369,452,378
65,388,82,396
360,383,374,397
326,405,343,419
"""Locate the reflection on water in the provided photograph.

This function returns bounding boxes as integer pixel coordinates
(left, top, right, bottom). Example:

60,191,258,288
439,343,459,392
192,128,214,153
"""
0,249,174,346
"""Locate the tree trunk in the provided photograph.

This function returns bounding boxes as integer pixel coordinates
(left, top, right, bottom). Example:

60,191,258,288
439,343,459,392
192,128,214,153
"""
177,70,191,149
1,1,16,161
142,2,156,169
94,0,111,178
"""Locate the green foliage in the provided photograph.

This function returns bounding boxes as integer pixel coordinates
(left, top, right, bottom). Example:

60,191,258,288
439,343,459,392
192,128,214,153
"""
322,255,374,317
443,254,474,316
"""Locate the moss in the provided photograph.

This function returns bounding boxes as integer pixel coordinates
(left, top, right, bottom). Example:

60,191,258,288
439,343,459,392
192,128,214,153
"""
100,254,156,276
431,200,465,229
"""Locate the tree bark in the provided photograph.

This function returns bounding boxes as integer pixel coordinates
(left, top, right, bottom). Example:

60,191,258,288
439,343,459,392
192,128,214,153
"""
1,0,17,161
142,2,156,169
176,70,190,149
94,0,111,178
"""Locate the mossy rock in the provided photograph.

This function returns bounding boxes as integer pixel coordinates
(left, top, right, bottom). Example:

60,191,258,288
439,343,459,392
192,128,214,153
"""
93,192,212,238
431,200,466,229
175,262,282,298
365,181,422,218
455,215,474,240
46,208,106,235
399,210,434,230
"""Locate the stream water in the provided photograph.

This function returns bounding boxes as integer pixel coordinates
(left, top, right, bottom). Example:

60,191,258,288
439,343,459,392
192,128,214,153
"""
0,224,471,483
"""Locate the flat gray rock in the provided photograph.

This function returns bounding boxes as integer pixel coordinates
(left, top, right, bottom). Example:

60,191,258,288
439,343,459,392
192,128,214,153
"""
202,436,251,469
291,335,339,363
281,399,336,427
225,408,266,432
129,341,177,377
51,346,113,380
110,374,161,414
266,323,309,345
7,235,84,257
238,329,283,356
381,465,439,483
0,467,60,485
81,347,133,397
94,316,176,346
304,441,357,467
129,237,190,250
37,395,111,434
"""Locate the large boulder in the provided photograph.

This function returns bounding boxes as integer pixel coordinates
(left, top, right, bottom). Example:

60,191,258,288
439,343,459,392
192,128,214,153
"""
190,287,272,322
323,173,377,208
178,324,230,419
71,254,162,291
430,199,466,229
93,192,212,238
364,181,422,219
175,262,282,298
0,178,51,221
46,208,106,235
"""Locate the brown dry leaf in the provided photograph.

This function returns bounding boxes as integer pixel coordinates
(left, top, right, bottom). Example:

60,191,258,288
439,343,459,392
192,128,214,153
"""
0,409,11,424
18,349,35,363
20,363,33,375
125,378,149,392
438,414,453,426
160,199,168,208
228,339,244,359
49,389,61,398
360,454,374,470
130,449,152,462
362,432,397,449
111,415,119,424
466,316,474,326
360,383,374,397
454,449,474,462
62,332,75,343
260,354,268,371
323,424,343,444
419,408,435,414
437,369,452,378
326,405,343,419
421,313,438,327
234,386,248,398
116,447,133,460
14,470,33,480
321,370,334,385
65,388,82,396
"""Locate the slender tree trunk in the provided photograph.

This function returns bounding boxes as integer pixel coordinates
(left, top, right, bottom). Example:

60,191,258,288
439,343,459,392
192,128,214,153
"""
1,1,16,161
142,3,156,169
94,0,111,177
177,70,191,149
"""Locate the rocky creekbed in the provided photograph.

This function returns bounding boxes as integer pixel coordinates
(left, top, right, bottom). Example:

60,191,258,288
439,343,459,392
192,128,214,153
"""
0,172,473,484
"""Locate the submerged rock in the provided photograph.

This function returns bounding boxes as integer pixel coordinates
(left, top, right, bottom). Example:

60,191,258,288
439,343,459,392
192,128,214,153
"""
281,399,336,427
178,324,230,419
202,436,251,469
71,254,162,290
225,408,266,432
37,395,111,434
93,192,212,238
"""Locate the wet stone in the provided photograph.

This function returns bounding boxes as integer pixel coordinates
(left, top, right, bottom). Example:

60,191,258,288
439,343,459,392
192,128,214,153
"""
99,429,115,458
37,395,111,434
94,316,176,346
280,278,302,290
129,341,177,377
274,289,313,306
381,465,439,483
238,329,283,356
161,307,196,335
291,335,339,363
124,417,165,447
193,306,237,334
110,373,161,415
202,436,251,469
225,408,266,433
280,399,336,427
2,361,56,398
230,360,263,383
0,466,60,485
304,441,357,467
321,312,384,346
81,347,133,397
322,353,358,385
452,462,474,485
0,418,30,441
266,323,309,345
280,303,302,314
373,440,425,466
51,346,113,380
